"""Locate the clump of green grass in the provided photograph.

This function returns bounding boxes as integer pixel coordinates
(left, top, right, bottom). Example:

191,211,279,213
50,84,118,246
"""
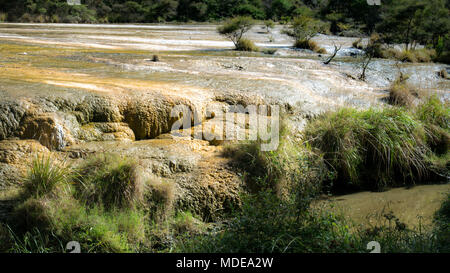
415,96,450,171
236,38,259,52
304,107,432,191
416,96,449,130
223,120,329,210
75,154,144,210
23,155,71,198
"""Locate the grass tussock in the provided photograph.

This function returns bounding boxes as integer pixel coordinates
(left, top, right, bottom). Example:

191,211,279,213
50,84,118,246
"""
23,155,71,198
304,107,434,191
387,75,420,107
438,68,448,79
352,38,364,49
416,96,450,159
235,38,259,52
294,39,326,54
75,154,144,209
416,96,449,130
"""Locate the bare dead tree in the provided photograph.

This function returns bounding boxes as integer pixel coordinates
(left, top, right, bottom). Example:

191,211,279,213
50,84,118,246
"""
359,34,382,81
359,53,373,81
323,44,342,65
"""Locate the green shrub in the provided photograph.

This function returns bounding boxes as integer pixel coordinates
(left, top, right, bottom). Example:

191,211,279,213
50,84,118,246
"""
23,155,71,198
304,107,432,191
76,154,144,209
435,51,450,64
177,191,360,253
284,15,327,48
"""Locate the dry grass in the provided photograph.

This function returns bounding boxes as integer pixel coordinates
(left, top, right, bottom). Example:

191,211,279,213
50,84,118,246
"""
145,177,176,222
236,38,259,52
294,39,326,53
387,80,418,107
381,48,436,63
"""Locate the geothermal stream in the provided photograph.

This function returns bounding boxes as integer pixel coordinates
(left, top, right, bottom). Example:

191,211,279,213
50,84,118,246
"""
0,23,449,223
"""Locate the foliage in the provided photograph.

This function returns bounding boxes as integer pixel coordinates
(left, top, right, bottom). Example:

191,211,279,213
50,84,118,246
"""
217,16,256,48
284,15,327,44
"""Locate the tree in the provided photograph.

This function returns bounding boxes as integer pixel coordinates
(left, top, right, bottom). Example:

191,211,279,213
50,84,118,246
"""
359,34,382,81
323,44,341,65
217,16,256,49
264,19,274,33
283,15,326,45
377,0,426,50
